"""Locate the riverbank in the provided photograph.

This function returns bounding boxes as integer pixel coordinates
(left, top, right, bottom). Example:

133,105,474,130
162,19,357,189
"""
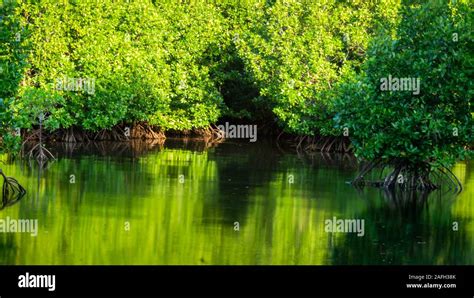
5,121,356,154
2,126,472,156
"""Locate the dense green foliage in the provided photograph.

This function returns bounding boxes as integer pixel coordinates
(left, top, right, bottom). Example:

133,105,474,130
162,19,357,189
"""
5,0,227,134
232,0,401,136
0,0,28,151
1,0,404,138
335,0,473,171
0,0,472,179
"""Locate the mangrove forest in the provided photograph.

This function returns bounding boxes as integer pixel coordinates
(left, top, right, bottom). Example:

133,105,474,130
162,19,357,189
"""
0,0,473,267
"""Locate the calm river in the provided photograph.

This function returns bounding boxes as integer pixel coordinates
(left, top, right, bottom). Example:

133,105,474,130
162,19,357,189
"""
0,140,472,265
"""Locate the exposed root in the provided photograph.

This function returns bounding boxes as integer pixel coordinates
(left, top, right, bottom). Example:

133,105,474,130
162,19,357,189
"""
167,125,225,148
0,168,26,210
26,143,55,161
21,129,41,157
296,151,358,170
276,130,284,143
130,123,166,140
352,159,383,186
204,125,225,146
350,160,462,194
440,165,463,193
21,119,56,167
290,135,353,153
56,139,164,157
23,123,166,143
296,136,307,151
93,127,128,142
60,127,90,143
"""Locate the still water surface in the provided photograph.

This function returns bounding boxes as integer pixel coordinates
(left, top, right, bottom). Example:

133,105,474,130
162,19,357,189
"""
0,140,472,264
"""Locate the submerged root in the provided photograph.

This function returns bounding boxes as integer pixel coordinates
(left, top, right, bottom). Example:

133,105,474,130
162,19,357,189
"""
381,187,431,214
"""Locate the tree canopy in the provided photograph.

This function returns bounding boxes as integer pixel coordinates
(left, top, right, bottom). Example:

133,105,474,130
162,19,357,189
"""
1,0,472,185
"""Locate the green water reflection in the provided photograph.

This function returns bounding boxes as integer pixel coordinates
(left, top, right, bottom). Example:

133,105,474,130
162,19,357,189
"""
0,140,472,265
